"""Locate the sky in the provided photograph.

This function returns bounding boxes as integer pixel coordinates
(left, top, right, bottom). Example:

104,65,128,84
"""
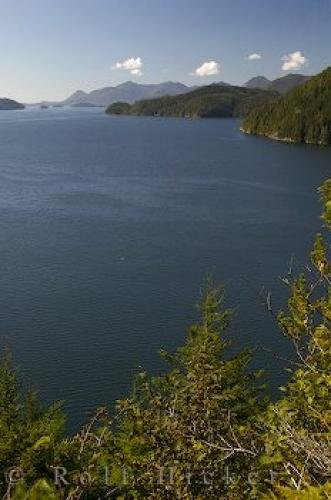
0,0,330,102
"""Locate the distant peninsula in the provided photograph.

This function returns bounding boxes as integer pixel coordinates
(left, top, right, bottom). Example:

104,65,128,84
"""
242,67,331,145
105,84,279,119
0,98,25,110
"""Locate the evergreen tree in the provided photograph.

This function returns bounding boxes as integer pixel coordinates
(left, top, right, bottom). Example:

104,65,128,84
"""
111,282,266,498
261,179,331,495
0,352,64,496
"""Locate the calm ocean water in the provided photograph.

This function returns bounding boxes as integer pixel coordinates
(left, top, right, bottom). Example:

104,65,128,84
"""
0,106,329,430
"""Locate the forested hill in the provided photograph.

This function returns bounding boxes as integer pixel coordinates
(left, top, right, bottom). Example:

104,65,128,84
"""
0,98,25,110
105,84,279,118
242,66,331,145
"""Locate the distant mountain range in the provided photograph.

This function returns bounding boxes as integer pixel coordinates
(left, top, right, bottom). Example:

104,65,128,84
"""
0,98,25,110
245,74,311,94
62,81,197,107
34,75,311,108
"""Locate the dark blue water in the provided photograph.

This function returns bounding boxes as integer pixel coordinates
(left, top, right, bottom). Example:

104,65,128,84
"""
0,107,329,430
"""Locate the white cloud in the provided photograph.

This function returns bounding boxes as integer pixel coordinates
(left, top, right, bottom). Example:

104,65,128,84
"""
113,57,143,76
281,51,307,71
247,53,262,61
195,60,220,77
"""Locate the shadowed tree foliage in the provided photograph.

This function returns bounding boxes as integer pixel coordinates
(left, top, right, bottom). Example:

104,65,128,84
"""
0,352,64,497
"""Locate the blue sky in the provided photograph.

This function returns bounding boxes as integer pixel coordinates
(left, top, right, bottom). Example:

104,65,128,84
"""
0,0,330,102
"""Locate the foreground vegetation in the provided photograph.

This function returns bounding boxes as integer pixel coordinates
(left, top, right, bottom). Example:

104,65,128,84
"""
243,67,331,145
106,84,278,119
0,180,330,499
